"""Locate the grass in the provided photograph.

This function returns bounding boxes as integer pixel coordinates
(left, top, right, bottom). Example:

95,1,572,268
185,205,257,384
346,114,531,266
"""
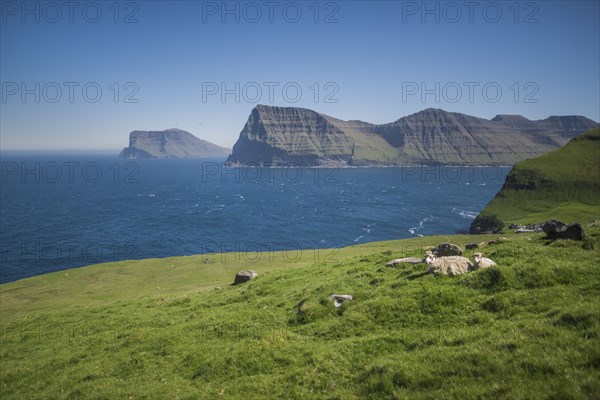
472,128,600,229
1,227,599,399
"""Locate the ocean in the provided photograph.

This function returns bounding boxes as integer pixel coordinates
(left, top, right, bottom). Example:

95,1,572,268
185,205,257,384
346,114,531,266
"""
0,154,510,283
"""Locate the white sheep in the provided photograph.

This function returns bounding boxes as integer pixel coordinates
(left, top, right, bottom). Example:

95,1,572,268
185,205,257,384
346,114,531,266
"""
424,251,473,276
471,253,497,270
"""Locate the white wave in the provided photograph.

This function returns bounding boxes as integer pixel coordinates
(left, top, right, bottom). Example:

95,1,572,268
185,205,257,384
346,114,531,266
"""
451,207,477,220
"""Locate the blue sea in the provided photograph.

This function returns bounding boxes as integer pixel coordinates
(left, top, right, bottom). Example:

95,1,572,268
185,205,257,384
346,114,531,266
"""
0,153,510,283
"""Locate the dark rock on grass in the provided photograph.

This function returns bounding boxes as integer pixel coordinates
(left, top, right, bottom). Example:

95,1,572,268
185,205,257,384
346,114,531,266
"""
543,219,568,238
543,220,586,241
233,270,257,285
562,223,586,241
466,242,484,250
433,243,463,256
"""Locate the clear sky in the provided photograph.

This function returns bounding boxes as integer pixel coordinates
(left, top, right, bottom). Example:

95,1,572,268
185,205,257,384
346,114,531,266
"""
1,0,599,150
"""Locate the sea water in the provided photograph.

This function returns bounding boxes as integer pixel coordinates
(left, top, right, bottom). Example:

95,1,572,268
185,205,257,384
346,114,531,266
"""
0,153,509,283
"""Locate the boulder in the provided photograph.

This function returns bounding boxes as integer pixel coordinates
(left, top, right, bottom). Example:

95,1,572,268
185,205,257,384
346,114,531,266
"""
233,270,257,285
433,243,463,256
542,220,585,241
542,219,568,238
563,223,586,241
386,257,423,266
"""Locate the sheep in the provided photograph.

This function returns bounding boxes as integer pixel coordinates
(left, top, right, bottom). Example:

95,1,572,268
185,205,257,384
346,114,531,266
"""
424,251,473,276
471,253,497,270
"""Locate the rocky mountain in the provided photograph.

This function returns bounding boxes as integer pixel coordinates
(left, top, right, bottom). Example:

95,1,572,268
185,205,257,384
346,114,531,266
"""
226,105,598,166
119,129,230,159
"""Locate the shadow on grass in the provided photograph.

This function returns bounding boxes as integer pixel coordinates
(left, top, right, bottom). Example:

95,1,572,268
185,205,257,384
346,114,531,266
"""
405,271,430,280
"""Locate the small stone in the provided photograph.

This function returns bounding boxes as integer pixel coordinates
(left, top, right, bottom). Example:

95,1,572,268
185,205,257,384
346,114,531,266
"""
329,294,353,307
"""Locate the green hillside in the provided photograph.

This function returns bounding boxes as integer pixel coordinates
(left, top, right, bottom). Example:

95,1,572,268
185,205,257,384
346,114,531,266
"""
1,231,599,399
471,128,600,232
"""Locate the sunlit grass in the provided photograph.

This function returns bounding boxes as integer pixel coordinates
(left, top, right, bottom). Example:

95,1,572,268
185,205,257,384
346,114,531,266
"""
1,227,599,399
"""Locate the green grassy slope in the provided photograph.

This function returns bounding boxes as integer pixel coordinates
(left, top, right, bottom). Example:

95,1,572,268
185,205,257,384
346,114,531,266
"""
471,128,600,232
1,231,599,399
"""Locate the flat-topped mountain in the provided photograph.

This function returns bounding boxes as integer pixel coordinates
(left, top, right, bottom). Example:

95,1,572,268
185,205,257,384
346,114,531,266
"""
119,129,230,159
226,105,598,166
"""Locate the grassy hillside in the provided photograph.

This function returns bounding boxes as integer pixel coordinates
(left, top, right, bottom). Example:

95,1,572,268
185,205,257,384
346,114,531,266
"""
1,230,599,399
471,128,600,232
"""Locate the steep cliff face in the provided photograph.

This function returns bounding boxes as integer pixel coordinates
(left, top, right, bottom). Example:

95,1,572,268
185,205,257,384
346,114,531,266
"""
226,106,598,166
119,129,230,159
469,128,600,233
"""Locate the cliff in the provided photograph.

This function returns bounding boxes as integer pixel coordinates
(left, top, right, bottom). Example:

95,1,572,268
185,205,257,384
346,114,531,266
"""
226,105,598,166
119,129,230,159
470,128,600,233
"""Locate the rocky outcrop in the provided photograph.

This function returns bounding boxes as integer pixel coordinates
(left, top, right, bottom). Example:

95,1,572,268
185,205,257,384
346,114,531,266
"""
226,105,598,166
119,129,230,159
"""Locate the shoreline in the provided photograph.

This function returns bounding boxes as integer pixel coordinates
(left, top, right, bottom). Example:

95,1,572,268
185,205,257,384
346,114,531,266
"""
0,232,510,287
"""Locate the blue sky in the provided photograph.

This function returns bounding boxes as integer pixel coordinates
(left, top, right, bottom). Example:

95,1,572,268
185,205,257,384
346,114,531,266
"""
1,0,599,150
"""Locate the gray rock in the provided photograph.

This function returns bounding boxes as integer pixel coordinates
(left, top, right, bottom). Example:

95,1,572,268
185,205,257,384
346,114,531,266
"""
433,243,463,257
329,294,353,307
233,270,257,285
386,257,423,266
